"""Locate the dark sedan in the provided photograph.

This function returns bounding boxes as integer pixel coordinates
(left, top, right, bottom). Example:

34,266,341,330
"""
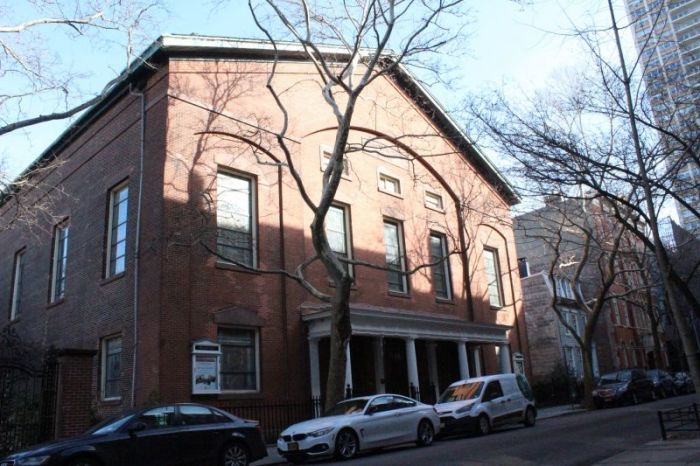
0,403,266,466
647,369,677,398
592,369,655,407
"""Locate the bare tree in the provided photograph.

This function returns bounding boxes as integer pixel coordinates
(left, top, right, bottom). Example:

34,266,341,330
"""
468,0,700,395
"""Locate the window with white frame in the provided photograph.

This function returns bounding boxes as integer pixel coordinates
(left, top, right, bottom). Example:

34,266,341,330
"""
10,250,25,320
378,173,401,195
384,220,407,293
50,221,69,302
101,335,122,400
326,205,353,275
320,151,350,177
429,232,452,300
483,248,503,308
555,277,575,299
106,183,128,277
218,327,259,392
217,171,256,267
424,191,444,211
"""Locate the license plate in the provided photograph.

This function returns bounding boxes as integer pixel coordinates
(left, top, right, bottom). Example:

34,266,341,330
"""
287,442,299,451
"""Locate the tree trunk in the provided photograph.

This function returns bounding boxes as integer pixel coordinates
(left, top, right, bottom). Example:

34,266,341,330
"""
324,278,353,411
581,343,596,409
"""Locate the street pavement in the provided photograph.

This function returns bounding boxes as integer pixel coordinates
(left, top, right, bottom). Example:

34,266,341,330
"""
252,394,700,465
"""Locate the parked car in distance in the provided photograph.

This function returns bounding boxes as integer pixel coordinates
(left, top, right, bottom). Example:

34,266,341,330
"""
434,373,537,437
647,369,677,398
673,371,696,394
0,403,266,466
592,369,655,407
276,394,439,463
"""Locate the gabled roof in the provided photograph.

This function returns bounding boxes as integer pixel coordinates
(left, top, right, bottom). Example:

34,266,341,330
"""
6,34,519,205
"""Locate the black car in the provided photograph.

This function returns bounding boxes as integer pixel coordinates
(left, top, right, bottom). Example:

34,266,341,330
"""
647,369,677,398
592,369,655,407
0,403,266,466
673,372,696,394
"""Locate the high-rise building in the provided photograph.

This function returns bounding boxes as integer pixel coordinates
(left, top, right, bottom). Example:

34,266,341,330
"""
625,0,700,235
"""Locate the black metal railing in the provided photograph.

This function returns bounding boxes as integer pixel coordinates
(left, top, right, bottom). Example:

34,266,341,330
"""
658,403,700,440
218,397,324,444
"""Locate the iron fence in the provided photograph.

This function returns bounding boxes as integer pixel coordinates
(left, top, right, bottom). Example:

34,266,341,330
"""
218,397,324,444
658,403,700,440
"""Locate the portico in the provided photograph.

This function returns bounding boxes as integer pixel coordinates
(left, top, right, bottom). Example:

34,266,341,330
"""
303,304,512,403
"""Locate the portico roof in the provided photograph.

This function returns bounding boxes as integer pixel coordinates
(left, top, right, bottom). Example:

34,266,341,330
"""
301,304,510,344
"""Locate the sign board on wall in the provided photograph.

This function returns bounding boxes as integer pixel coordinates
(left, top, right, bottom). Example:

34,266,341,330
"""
192,339,222,395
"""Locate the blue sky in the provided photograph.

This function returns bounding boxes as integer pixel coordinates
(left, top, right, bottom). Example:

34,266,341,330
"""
0,0,620,181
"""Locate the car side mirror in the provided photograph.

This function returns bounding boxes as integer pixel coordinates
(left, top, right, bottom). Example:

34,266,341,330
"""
128,422,147,436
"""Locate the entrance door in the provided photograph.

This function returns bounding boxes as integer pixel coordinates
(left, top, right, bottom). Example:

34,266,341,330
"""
383,338,408,395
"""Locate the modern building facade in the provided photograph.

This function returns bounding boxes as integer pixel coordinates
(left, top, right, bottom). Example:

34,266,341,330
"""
625,0,700,234
0,35,529,436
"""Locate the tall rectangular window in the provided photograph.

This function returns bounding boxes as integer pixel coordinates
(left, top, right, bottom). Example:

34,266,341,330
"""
384,220,407,293
101,335,122,400
10,250,25,320
429,233,452,300
483,248,503,308
218,328,259,392
50,221,69,302
217,171,255,267
326,205,352,275
106,183,128,277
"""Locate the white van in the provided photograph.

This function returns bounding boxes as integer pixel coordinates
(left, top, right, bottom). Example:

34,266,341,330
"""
434,373,536,436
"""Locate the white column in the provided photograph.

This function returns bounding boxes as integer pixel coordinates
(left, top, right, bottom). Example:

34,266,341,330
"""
345,342,353,394
473,346,482,376
405,337,420,397
309,338,322,399
457,341,470,380
426,341,440,400
499,344,512,374
373,337,386,394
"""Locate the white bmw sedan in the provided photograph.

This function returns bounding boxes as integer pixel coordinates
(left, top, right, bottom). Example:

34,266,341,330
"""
277,394,440,463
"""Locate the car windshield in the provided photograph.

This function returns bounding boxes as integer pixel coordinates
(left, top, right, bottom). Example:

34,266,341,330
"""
439,382,483,402
87,412,136,435
599,371,630,385
324,399,369,417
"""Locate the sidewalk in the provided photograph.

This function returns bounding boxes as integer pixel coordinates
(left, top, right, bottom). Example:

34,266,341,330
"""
596,437,700,464
251,404,587,465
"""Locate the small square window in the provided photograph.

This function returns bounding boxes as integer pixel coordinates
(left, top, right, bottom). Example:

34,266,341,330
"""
320,151,350,177
425,191,444,211
379,173,401,195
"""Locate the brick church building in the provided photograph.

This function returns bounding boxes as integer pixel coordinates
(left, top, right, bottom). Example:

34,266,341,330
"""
0,35,529,437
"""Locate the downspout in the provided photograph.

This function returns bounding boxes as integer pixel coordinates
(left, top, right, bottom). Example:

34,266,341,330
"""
129,83,146,408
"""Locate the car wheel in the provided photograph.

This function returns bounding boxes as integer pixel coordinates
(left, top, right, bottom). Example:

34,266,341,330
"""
221,442,250,466
477,414,491,436
67,457,101,466
334,428,359,460
416,419,435,447
523,407,536,427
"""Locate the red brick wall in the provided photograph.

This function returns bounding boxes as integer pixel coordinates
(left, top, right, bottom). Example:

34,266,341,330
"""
55,350,96,438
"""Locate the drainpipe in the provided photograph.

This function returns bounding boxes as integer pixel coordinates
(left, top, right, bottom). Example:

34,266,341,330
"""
129,83,146,408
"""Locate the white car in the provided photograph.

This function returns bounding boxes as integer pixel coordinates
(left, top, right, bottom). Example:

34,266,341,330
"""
434,373,537,436
277,394,440,463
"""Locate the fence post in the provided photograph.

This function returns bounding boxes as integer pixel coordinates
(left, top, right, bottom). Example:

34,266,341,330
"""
694,403,700,431
658,411,667,441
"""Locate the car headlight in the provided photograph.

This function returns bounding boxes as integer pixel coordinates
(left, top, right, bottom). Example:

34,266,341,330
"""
16,456,51,466
308,427,334,438
455,404,473,414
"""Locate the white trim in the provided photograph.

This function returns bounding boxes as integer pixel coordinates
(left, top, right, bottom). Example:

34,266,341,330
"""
384,219,408,294
424,189,445,212
377,169,403,198
216,169,258,268
50,221,69,302
319,145,351,179
429,232,452,301
483,247,504,309
327,204,354,277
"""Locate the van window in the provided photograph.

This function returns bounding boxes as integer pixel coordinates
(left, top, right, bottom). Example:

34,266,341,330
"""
439,382,483,403
483,381,504,401
516,374,534,401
